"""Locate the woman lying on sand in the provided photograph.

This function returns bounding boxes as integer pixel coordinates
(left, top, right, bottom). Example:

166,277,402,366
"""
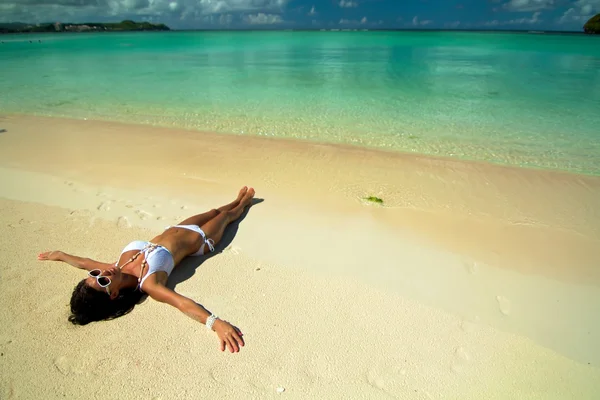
37,186,255,354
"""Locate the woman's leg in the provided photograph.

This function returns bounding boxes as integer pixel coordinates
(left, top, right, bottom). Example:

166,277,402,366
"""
177,187,248,227
195,188,255,248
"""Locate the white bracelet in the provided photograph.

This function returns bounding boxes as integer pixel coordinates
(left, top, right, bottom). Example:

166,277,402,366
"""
206,314,218,330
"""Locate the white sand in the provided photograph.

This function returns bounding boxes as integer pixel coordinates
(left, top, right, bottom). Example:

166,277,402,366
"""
1,115,599,399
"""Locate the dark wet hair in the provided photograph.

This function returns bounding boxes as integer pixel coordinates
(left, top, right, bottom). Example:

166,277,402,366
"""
68,280,144,325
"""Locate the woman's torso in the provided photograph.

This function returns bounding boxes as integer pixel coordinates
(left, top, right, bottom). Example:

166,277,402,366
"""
117,226,202,286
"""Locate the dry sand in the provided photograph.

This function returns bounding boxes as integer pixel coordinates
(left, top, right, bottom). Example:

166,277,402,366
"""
1,114,599,399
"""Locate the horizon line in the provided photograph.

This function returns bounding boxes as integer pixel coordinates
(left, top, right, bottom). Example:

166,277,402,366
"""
0,26,588,35
0,21,590,34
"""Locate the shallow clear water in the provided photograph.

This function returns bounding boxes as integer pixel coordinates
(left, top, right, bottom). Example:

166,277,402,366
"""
1,31,599,174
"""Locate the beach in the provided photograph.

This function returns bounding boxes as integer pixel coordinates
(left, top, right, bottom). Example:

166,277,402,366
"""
1,114,599,399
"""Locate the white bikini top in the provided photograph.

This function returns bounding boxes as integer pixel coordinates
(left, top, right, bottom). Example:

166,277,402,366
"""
116,240,175,291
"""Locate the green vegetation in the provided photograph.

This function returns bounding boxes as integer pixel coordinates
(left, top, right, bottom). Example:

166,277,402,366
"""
0,20,170,34
364,196,384,204
584,14,600,34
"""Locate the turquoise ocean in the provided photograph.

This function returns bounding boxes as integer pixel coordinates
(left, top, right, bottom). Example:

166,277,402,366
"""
1,31,599,175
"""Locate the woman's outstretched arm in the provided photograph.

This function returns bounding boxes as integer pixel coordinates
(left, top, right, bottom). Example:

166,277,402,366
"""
144,282,244,353
37,250,114,271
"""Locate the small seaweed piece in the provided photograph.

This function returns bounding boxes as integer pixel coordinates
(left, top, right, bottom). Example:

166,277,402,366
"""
364,196,384,204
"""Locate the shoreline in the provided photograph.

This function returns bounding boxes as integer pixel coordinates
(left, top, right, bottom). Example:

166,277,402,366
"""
5,111,600,179
2,114,599,223
1,113,600,397
1,107,598,177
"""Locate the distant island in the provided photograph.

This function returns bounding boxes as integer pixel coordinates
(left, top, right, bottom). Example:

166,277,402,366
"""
0,20,170,34
584,14,600,34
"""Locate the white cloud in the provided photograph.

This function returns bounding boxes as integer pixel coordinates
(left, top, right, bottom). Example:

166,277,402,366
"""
244,12,282,24
559,0,600,24
201,12,233,24
338,0,357,8
412,16,432,26
220,13,233,24
482,11,541,26
339,16,367,25
445,21,461,28
503,0,554,12
0,0,290,24
511,10,541,23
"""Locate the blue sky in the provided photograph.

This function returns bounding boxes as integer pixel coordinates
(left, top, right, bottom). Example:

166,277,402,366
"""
0,0,597,31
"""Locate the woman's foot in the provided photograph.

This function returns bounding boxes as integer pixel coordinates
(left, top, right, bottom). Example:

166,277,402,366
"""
237,186,248,201
242,187,255,209
198,187,256,247
218,186,248,213
228,187,255,220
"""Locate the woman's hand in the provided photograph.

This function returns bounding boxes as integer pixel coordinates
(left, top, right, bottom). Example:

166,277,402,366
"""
212,319,245,353
144,285,245,353
37,250,63,261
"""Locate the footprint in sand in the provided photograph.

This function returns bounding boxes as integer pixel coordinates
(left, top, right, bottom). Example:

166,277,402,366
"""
69,209,94,219
135,210,152,220
208,362,277,394
464,260,479,274
53,356,83,375
451,348,471,374
460,315,480,333
496,295,511,316
117,216,131,229
54,356,70,375
226,246,241,255
366,369,387,391
93,357,129,376
455,346,471,361
97,201,111,211
4,382,17,399
365,361,410,396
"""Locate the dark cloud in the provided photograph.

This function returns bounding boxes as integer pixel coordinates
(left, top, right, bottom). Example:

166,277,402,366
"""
0,0,289,24
15,0,109,6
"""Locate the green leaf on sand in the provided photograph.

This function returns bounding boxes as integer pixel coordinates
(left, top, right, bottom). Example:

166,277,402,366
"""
364,196,384,204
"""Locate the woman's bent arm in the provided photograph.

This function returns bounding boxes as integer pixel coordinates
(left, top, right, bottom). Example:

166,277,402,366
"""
146,282,245,353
